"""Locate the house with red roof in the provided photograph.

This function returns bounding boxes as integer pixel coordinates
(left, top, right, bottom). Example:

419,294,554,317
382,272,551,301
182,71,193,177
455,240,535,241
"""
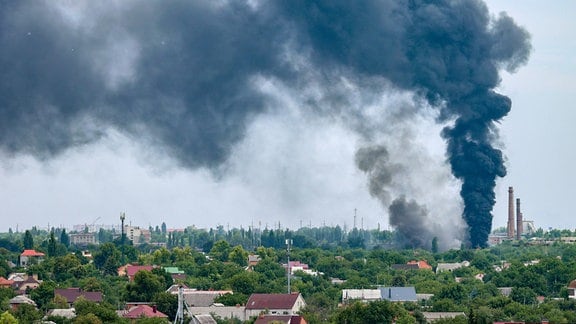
254,315,307,324
120,264,156,281
407,260,433,270
54,288,103,307
0,277,14,289
122,305,168,321
245,293,306,318
19,249,45,267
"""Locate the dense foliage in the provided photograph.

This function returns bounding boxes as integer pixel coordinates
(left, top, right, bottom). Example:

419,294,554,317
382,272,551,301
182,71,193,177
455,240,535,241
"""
0,226,576,323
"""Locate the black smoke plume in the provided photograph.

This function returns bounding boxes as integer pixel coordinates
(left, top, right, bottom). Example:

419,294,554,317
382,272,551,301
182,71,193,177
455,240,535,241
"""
389,197,433,249
0,1,530,247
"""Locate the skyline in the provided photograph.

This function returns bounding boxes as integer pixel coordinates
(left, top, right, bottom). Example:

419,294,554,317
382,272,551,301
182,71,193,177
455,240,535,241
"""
1,1,575,243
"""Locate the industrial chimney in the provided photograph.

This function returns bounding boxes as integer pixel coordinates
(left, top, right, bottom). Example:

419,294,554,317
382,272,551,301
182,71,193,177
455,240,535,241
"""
516,198,523,240
507,187,515,239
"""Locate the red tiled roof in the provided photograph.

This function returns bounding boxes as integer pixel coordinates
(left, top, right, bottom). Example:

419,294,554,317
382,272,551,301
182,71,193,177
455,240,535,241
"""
407,260,432,270
54,288,103,303
0,277,14,286
124,305,168,319
126,265,155,278
255,315,307,324
246,293,300,310
21,249,45,257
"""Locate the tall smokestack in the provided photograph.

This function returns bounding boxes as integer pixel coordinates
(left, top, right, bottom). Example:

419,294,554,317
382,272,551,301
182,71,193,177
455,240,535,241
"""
516,198,523,240
507,187,515,239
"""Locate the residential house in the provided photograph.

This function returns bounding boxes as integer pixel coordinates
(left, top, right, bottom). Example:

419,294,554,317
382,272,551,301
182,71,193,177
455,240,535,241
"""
45,309,77,320
187,305,246,322
19,249,45,267
191,314,218,324
0,277,14,289
9,295,36,310
422,312,467,322
54,288,103,307
380,287,417,302
285,261,322,276
245,293,306,318
247,254,261,270
10,273,42,294
435,261,470,273
122,305,168,321
175,289,233,307
342,289,383,303
407,260,433,270
254,314,307,324
567,280,576,300
342,287,417,303
165,266,186,281
498,287,513,297
121,264,156,281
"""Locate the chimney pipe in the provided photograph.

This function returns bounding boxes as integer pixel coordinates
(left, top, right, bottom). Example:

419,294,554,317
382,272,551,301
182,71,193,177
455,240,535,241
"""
507,187,515,239
516,198,523,240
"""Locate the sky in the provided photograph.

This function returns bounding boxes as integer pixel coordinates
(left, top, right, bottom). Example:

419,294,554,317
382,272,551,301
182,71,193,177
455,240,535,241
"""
0,1,574,245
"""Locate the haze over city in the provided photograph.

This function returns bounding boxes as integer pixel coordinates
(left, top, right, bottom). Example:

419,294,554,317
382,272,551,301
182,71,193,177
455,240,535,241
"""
0,1,574,247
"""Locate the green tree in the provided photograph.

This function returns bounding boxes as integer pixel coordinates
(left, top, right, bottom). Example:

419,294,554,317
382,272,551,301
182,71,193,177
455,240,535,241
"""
12,303,43,322
228,271,258,295
431,237,439,254
23,230,34,249
93,243,121,276
0,311,18,324
73,313,103,324
29,280,56,310
391,274,407,287
228,245,248,267
60,229,70,248
74,297,119,323
510,287,537,305
48,230,57,257
125,270,164,302
210,240,231,262
152,291,178,320
333,300,404,324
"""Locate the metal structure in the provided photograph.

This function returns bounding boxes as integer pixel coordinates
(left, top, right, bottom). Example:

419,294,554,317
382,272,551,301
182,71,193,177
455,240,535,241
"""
174,285,192,324
286,239,292,294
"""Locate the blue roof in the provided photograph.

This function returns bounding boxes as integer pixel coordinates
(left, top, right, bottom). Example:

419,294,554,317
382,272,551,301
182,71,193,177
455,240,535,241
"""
379,287,417,302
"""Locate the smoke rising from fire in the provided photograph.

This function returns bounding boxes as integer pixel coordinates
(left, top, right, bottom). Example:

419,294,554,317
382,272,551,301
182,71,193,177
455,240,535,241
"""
0,1,530,247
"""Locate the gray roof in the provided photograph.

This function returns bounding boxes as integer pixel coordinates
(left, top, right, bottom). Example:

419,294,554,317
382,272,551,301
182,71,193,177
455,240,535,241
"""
192,314,217,324
9,295,37,306
422,312,466,320
379,287,417,302
183,291,232,307
46,308,76,319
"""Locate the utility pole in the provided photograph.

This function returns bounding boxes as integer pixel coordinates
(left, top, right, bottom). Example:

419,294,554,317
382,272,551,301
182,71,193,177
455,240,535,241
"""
174,285,184,324
286,239,292,294
120,212,126,265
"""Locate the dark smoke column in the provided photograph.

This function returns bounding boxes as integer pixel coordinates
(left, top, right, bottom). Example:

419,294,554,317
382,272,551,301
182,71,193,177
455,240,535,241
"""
278,1,531,248
443,94,509,248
